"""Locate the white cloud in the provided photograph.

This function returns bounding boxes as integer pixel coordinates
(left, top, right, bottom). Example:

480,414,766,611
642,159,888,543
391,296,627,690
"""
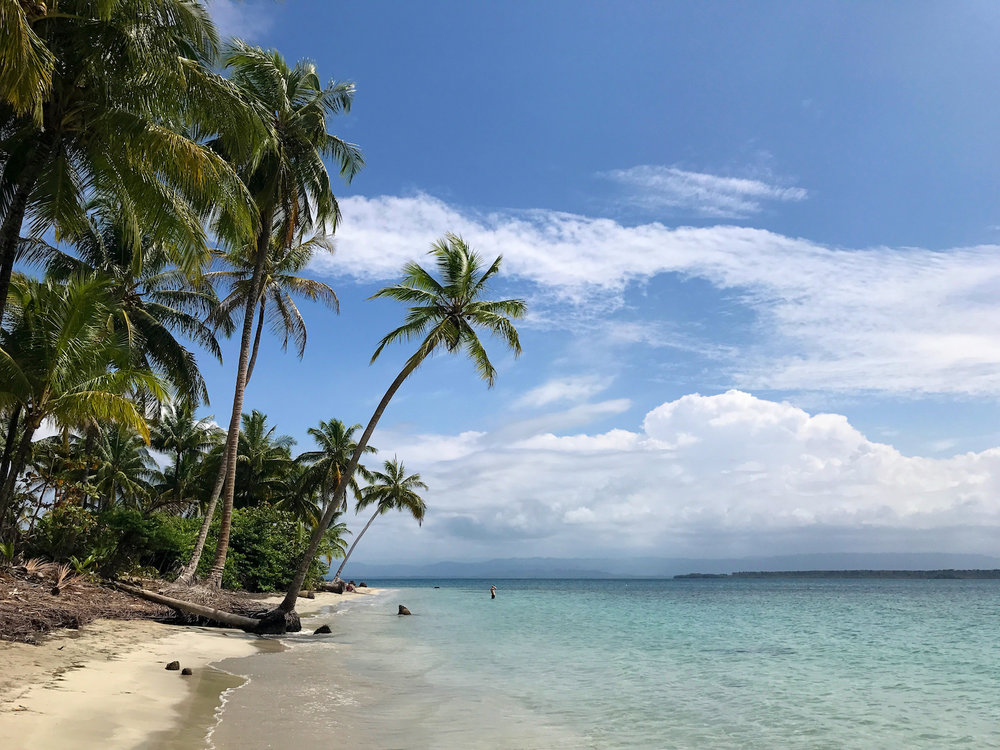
514,375,613,408
598,165,808,218
319,193,1000,396
208,0,275,40
350,391,1000,562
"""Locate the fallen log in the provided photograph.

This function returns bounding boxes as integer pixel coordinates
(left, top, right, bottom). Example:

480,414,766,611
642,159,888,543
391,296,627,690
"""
112,583,264,632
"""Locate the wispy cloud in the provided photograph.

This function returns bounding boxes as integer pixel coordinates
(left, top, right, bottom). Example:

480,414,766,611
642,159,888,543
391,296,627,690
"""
208,0,275,41
514,375,613,408
317,193,1000,397
598,165,807,218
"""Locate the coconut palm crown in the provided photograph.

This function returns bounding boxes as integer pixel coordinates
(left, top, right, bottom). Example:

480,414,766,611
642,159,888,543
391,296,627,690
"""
369,233,525,385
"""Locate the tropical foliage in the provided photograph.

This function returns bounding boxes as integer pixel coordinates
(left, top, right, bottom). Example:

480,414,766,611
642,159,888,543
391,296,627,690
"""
0,1,526,628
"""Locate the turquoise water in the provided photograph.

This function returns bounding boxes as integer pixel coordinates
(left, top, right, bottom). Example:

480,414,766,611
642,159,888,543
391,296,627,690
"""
213,578,1000,749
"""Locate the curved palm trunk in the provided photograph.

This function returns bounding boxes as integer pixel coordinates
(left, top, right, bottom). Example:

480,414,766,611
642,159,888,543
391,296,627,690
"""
176,308,265,585
278,357,421,613
0,404,22,487
204,210,272,588
332,507,380,580
0,421,37,540
0,160,43,326
175,459,226,584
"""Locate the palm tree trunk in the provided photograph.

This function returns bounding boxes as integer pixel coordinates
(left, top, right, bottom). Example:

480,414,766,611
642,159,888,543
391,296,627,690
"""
333,508,380,580
0,405,22,488
278,356,422,613
175,454,227,584
0,147,47,326
245,299,266,383
176,311,263,585
204,209,272,588
0,421,37,539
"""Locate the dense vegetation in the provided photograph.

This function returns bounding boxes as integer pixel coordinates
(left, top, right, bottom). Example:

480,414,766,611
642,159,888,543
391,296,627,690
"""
0,1,524,619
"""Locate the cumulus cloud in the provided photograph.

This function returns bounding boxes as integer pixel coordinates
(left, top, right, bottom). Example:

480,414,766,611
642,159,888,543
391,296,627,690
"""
352,391,1000,562
598,165,808,218
318,193,1000,395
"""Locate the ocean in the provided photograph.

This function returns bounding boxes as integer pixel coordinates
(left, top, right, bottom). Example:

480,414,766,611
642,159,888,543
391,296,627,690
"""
208,578,1000,749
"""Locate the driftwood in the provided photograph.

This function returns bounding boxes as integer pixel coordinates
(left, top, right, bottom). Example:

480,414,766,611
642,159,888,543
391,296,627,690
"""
111,583,299,633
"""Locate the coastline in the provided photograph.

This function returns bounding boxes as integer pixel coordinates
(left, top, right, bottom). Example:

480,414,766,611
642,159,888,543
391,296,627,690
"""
0,589,377,750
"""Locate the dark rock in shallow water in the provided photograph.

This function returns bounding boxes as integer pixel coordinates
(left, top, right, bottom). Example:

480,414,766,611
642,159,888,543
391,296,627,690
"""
181,668,193,676
358,582,367,588
313,624,332,634
398,605,411,615
165,661,180,671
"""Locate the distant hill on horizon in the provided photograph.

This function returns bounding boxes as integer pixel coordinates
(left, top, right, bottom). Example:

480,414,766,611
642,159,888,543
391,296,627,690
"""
341,552,1000,579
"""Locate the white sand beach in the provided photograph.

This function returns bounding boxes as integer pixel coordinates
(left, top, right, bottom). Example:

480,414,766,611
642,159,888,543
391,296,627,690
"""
0,591,374,750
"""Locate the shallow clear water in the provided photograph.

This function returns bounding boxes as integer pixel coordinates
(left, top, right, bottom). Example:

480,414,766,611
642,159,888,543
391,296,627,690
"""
212,578,1000,749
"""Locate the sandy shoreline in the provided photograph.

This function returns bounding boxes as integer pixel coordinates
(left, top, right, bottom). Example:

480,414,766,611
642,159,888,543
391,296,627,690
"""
0,590,376,750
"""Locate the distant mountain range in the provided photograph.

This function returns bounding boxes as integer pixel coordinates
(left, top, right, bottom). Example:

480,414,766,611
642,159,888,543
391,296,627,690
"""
342,552,1000,579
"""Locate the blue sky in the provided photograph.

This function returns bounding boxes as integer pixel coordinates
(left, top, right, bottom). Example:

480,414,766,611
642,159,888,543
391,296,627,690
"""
198,1,1000,565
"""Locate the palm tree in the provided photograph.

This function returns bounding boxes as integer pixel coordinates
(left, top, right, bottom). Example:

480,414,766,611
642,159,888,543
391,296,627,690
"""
0,0,55,119
202,43,363,588
149,399,221,517
232,410,295,507
276,235,525,615
209,235,339,383
297,419,375,515
90,425,156,510
0,0,258,325
334,458,426,580
43,207,229,404
0,274,166,537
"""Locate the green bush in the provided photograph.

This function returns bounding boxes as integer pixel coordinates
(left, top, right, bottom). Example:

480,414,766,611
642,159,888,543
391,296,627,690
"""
198,503,331,592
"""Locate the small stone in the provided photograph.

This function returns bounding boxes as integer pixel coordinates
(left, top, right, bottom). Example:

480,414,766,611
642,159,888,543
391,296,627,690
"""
398,605,411,616
165,661,180,671
313,624,332,634
181,668,193,676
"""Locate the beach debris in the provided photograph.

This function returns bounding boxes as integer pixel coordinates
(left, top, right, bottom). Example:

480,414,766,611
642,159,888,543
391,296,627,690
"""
299,590,315,599
165,661,180,671
313,624,332,634
181,668,193,675
398,605,411,615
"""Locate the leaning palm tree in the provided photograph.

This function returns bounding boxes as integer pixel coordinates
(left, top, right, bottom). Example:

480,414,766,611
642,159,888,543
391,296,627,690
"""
0,274,166,536
0,0,258,324
201,43,363,588
333,458,426,581
274,234,525,617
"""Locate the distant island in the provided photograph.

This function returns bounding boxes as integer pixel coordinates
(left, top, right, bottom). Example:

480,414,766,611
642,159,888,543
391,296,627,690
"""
675,569,1000,579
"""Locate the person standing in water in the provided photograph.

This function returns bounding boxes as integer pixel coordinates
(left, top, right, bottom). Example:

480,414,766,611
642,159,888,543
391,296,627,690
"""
490,585,497,599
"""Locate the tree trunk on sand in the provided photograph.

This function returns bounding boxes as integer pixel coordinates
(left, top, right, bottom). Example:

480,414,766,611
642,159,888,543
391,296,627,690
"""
174,463,227,584
112,583,300,633
204,210,272,588
333,508,380,581
276,358,421,614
